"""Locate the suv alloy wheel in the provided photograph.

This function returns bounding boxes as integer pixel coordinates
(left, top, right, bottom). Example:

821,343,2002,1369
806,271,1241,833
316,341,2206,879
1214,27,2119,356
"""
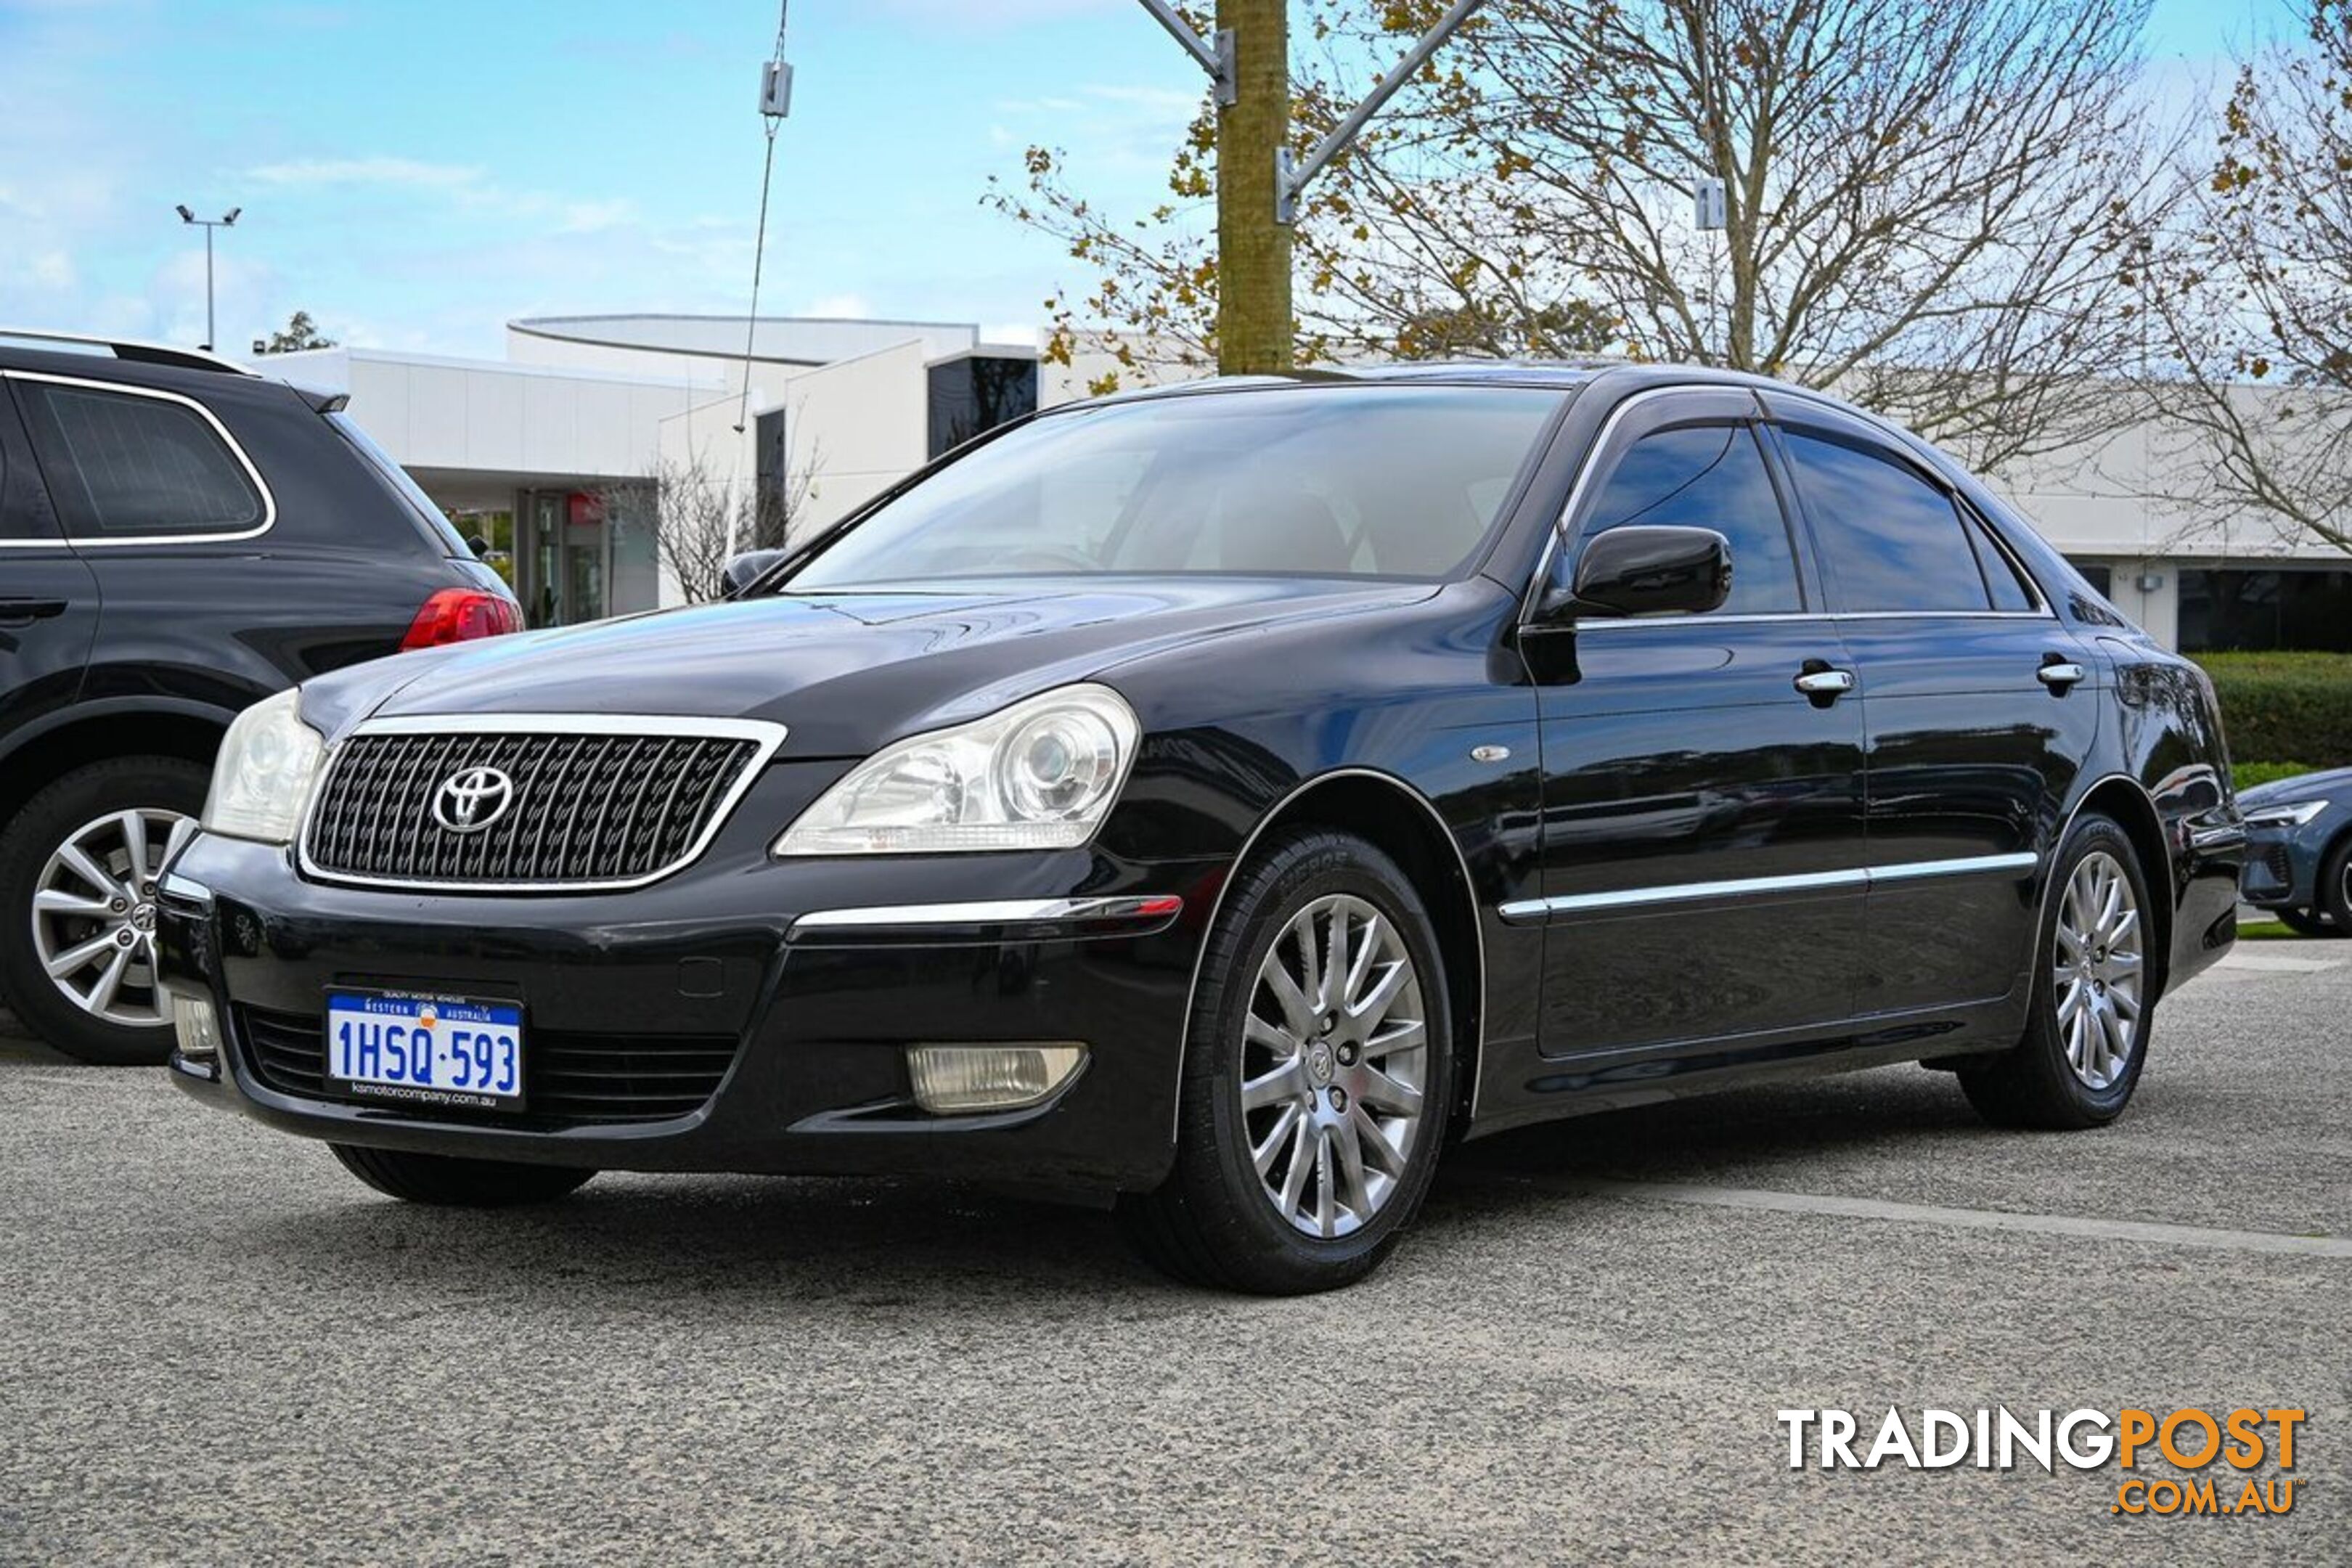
0,756,209,1064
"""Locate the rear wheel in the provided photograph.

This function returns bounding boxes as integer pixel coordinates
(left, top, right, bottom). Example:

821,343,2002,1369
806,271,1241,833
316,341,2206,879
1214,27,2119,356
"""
1960,814,2152,1130
330,1145,596,1206
0,756,207,1065
1119,829,1453,1294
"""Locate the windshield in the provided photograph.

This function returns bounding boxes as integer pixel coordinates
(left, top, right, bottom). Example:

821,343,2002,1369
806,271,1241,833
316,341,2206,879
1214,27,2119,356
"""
785,383,1564,589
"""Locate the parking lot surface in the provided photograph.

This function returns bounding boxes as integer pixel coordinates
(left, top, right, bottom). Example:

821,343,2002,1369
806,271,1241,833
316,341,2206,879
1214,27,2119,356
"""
4,944,2346,1566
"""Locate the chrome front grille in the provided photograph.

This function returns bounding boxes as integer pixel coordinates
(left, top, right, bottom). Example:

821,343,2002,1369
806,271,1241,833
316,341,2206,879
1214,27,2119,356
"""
300,719,783,890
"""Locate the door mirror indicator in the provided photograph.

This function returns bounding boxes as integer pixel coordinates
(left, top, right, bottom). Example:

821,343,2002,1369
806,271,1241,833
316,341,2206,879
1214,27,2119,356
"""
1536,526,1734,625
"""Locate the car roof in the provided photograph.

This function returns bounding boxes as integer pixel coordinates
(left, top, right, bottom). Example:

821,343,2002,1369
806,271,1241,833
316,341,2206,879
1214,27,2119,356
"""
1071,359,1940,463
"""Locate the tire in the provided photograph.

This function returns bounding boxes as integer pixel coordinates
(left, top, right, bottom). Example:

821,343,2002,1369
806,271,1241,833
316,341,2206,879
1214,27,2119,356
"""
1959,813,2155,1130
0,756,209,1065
330,1145,596,1206
1118,828,1454,1294
2316,838,2352,932
2274,905,2338,939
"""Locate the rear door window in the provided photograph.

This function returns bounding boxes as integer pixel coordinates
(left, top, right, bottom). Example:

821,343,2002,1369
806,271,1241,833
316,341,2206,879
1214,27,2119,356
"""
1776,429,1990,613
15,380,266,539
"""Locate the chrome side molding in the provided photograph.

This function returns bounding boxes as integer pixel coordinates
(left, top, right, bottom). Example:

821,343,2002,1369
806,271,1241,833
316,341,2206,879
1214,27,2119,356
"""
1498,851,2039,925
792,895,1184,934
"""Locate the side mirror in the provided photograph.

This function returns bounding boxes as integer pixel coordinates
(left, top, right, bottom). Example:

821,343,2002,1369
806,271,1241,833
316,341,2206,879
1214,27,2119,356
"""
722,547,789,598
465,534,491,559
1536,525,1733,624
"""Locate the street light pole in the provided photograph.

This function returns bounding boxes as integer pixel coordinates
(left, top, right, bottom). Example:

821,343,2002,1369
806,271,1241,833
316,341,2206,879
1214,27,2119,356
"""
173,205,241,351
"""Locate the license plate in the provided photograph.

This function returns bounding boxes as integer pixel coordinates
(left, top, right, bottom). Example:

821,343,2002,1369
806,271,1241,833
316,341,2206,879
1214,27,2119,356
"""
324,989,525,1113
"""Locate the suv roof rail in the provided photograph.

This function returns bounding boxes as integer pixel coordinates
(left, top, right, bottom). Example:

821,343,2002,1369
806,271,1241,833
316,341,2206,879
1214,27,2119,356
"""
0,327,258,377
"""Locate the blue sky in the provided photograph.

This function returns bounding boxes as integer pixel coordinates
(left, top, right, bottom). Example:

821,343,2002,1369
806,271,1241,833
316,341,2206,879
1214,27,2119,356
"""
0,0,2285,360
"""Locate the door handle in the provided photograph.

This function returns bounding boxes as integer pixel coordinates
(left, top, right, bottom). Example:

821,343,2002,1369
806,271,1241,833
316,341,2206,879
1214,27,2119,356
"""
2037,661,2086,690
0,598,68,623
1794,666,1855,698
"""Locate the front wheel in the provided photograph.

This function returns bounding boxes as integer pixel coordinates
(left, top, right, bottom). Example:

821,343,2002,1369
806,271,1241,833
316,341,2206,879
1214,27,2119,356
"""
330,1145,596,1206
2316,838,2352,931
1119,829,1453,1294
1960,814,2153,1130
2274,905,2337,939
0,756,208,1065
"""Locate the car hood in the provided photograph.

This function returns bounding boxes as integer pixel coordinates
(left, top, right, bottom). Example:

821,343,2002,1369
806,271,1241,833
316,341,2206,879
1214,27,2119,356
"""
2238,767,2352,809
342,578,1431,756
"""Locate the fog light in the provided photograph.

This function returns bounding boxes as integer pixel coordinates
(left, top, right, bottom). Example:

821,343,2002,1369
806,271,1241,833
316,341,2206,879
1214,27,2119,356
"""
907,1043,1086,1115
172,992,222,1062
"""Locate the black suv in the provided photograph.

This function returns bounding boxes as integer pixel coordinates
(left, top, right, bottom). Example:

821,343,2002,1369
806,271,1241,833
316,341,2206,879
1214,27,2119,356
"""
0,331,518,1064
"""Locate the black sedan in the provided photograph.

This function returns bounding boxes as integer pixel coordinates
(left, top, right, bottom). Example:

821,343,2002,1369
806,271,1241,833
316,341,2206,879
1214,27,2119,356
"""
157,364,2245,1294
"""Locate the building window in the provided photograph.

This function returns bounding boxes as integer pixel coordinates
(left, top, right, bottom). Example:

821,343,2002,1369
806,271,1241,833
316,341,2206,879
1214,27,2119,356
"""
927,355,1039,460
2178,567,2352,652
2068,560,2114,597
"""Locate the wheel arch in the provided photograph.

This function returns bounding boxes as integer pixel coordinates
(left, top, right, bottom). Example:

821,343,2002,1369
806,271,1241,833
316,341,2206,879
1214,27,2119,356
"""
2060,773,2174,1003
1178,767,1486,1135
0,700,232,826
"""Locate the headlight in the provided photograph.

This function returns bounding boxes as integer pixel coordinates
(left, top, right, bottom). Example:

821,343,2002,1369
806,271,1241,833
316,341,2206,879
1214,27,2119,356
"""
203,689,327,845
775,684,1138,855
2243,799,2330,828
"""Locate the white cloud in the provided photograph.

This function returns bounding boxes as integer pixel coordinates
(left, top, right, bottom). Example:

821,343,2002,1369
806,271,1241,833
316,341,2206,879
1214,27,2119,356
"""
245,156,486,191
804,293,876,319
867,0,1111,24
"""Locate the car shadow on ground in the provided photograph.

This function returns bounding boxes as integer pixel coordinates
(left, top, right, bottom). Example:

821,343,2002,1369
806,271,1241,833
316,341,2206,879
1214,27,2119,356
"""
208,1066,2000,1306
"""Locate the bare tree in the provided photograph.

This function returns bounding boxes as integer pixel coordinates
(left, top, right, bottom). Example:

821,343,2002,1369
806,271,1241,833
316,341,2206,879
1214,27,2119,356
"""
2141,0,2352,552
995,0,2172,470
612,448,817,607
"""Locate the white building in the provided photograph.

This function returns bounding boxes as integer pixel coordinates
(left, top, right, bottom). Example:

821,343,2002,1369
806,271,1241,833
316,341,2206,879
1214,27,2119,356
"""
252,318,2351,652
253,314,1071,625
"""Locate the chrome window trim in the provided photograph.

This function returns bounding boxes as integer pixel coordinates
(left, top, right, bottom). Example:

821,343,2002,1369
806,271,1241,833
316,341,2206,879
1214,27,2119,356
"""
0,369,279,547
1576,609,2058,631
1498,850,2040,924
1176,767,1489,1136
295,713,788,894
793,896,1183,932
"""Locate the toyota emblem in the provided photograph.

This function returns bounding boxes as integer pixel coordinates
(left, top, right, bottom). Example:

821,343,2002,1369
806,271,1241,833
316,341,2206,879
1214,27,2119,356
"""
432,765,515,833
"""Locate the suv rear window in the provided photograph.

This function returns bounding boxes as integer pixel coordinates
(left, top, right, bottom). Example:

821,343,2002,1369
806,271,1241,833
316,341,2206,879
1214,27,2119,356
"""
15,380,266,538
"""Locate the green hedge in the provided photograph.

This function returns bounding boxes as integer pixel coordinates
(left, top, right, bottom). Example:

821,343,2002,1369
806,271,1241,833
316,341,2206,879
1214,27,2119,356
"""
2233,759,2314,792
2194,653,2352,772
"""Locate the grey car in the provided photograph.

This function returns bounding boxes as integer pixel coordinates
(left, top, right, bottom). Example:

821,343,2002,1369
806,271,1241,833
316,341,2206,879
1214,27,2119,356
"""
2238,767,2352,935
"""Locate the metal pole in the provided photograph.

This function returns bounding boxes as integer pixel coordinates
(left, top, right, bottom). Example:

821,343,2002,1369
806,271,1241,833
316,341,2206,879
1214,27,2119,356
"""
1135,0,1233,101
203,226,215,351
1276,0,1486,223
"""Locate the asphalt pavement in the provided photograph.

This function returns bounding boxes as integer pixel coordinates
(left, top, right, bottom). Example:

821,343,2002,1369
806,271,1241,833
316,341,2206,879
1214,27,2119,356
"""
2,944,2346,1567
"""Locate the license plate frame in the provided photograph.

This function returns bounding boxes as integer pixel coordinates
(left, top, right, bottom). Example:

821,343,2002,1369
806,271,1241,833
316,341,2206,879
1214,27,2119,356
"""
322,987,526,1114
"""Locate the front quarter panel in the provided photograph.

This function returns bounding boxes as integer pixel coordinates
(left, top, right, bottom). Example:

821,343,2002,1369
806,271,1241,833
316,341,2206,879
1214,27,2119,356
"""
1099,577,1547,1081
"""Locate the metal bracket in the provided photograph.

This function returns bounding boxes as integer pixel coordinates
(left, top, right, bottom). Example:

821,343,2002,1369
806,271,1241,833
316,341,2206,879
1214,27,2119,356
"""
1275,0,1486,225
1138,1,1236,105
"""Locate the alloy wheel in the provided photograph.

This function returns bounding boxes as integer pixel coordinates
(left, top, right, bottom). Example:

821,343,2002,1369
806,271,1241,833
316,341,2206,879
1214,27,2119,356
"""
29,808,197,1029
1240,893,1429,1238
2053,849,2143,1091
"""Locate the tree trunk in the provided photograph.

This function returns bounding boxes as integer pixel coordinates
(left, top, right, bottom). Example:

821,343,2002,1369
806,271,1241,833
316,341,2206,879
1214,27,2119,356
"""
1217,0,1293,374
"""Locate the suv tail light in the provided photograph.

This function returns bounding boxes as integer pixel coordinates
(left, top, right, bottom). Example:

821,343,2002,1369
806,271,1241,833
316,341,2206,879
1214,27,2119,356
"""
402,588,521,650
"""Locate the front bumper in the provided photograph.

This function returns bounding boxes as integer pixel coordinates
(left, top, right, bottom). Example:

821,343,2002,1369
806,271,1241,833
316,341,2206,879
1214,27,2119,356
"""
2237,827,2310,909
158,830,1221,1193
